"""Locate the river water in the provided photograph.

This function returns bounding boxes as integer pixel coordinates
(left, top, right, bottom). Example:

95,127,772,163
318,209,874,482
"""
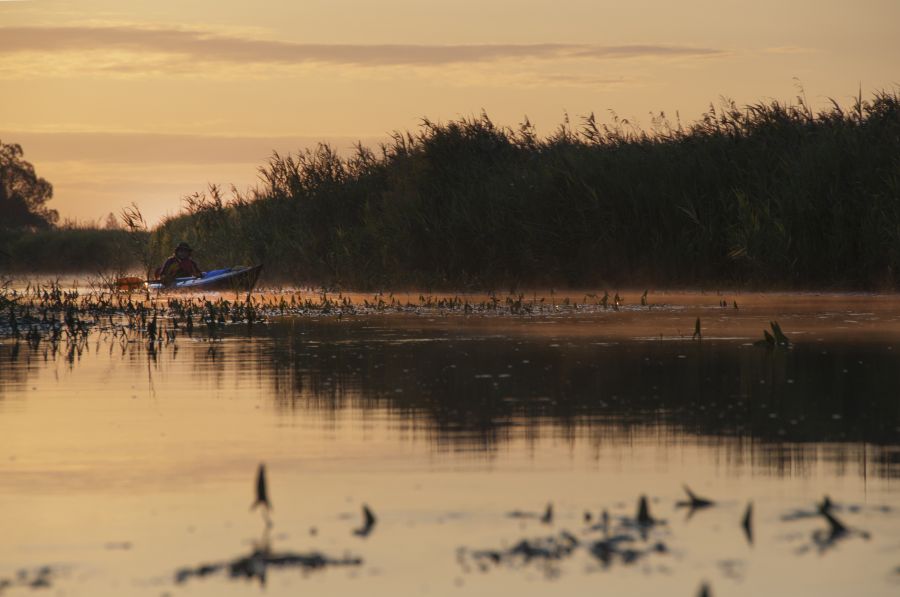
1,291,899,596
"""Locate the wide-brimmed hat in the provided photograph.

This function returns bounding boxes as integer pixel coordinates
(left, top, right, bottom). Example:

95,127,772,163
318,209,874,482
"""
175,242,193,252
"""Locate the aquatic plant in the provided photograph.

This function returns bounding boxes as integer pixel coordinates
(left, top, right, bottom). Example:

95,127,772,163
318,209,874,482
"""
756,321,791,348
742,502,754,544
676,485,715,512
352,505,377,537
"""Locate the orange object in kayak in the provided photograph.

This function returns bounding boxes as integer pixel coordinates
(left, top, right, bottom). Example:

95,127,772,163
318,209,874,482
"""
115,276,145,291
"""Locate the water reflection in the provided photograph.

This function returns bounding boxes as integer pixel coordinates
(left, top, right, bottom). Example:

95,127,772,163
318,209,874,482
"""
2,316,899,478
258,319,900,477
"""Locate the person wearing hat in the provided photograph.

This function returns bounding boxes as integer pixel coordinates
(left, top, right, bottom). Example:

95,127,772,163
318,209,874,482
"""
155,242,203,285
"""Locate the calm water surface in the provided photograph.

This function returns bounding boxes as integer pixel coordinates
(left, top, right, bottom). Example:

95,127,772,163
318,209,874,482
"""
1,292,899,596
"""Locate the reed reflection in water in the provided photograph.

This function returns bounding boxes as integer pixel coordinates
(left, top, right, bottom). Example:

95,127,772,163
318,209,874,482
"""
262,318,900,478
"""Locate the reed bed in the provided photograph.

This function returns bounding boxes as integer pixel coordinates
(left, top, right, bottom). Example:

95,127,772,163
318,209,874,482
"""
148,90,900,289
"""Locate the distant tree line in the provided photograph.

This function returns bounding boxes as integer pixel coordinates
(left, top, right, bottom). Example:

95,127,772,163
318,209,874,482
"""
0,140,147,273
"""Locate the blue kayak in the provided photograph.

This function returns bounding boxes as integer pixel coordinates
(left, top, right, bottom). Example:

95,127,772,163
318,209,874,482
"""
147,265,263,292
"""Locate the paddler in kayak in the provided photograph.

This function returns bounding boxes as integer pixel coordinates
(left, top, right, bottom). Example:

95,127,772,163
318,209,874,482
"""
155,242,203,286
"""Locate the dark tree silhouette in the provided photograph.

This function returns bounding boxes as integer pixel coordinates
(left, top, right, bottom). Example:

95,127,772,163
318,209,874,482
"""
0,140,57,229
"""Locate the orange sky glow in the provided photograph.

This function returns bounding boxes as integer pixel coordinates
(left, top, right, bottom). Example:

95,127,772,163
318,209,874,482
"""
1,0,898,225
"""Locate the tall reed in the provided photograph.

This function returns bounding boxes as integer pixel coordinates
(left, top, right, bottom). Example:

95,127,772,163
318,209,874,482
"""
151,90,900,289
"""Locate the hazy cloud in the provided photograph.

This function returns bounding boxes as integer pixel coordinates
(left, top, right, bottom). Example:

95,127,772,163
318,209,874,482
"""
0,25,725,68
1,130,379,164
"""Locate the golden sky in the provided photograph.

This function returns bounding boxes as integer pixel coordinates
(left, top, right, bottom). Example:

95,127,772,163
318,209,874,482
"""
1,0,898,224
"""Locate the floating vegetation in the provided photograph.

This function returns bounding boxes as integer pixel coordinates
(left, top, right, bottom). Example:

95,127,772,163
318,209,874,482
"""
174,544,363,586
755,321,791,348
742,502,754,545
807,506,871,554
0,566,56,591
783,496,875,555
462,531,580,571
588,534,668,567
782,496,892,522
175,463,363,587
462,489,893,581
676,485,715,516
352,504,377,538
464,496,673,574
506,502,553,524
